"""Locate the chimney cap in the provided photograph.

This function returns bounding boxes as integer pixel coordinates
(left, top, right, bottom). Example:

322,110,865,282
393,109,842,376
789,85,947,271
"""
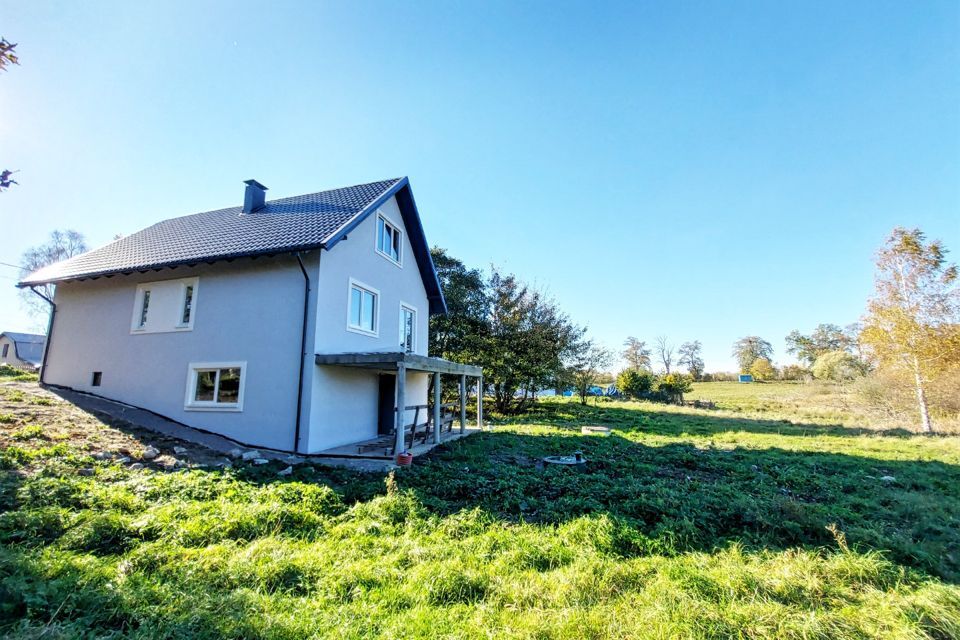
244,179,268,191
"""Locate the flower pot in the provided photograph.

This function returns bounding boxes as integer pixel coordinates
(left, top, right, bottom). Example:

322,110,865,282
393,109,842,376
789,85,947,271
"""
396,452,413,466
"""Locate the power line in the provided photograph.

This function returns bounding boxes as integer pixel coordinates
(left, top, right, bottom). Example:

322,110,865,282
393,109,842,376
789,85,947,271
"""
0,260,24,270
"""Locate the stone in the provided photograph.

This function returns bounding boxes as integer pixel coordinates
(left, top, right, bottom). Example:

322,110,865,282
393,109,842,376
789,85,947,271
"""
142,446,160,460
173,446,188,455
253,458,269,465
129,463,145,470
78,468,95,476
241,450,262,461
92,451,112,460
880,475,896,483
278,466,293,476
116,456,131,464
284,456,305,464
228,448,243,458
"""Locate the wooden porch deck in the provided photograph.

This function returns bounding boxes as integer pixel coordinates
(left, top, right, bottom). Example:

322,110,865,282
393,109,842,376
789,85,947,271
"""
315,426,482,460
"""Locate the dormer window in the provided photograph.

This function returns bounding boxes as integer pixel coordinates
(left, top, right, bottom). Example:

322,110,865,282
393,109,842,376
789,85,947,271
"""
376,214,402,265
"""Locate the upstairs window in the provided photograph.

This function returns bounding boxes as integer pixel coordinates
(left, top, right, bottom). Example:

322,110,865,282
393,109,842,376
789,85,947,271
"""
348,280,378,336
400,304,416,352
180,284,194,326
1,344,8,358
138,290,151,328
376,214,402,265
185,362,245,410
131,277,198,334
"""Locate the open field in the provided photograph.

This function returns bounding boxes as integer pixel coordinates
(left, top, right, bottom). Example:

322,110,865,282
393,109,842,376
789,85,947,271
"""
1,379,959,639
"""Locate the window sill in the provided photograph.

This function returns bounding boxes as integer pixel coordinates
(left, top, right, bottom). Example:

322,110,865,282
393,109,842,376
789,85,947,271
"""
375,249,403,268
347,325,379,338
184,404,243,412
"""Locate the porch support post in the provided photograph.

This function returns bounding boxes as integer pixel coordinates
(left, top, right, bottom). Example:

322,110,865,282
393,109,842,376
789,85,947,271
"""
476,374,483,429
432,372,441,444
459,374,467,434
394,363,407,455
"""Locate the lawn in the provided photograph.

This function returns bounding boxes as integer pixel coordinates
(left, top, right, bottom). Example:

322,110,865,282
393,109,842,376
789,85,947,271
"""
1,380,958,639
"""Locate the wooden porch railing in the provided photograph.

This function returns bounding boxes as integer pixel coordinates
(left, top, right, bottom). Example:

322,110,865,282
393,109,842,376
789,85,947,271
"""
356,403,460,456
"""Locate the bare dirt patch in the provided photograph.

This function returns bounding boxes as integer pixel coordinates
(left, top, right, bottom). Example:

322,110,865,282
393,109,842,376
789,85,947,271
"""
0,381,230,472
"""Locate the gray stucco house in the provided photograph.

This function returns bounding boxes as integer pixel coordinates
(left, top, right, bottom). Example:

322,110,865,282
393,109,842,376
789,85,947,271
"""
18,178,482,455
0,331,45,370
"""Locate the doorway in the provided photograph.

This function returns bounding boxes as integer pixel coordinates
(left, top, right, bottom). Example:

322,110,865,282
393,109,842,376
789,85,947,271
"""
377,374,395,435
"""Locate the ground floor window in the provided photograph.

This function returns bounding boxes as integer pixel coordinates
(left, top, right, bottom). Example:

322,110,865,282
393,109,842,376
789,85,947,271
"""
185,362,245,410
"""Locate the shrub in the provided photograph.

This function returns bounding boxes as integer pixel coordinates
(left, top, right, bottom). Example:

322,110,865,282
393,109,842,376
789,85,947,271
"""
812,350,867,382
657,373,694,404
616,369,654,399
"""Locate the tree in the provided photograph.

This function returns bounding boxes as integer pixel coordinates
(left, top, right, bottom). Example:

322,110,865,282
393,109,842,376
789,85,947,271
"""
677,341,704,380
732,336,773,373
0,38,17,70
19,230,88,319
428,247,487,363
480,268,584,414
657,373,693,404
616,369,654,399
860,228,960,433
811,350,867,383
781,364,810,381
567,341,613,405
654,335,674,373
785,324,851,366
622,337,651,370
1,37,20,192
748,358,776,381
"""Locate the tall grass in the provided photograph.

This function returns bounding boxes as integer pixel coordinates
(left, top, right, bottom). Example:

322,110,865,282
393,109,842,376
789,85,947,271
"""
1,383,959,638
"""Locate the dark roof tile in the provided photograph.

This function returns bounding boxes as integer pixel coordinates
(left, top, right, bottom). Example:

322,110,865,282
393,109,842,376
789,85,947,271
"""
19,178,402,286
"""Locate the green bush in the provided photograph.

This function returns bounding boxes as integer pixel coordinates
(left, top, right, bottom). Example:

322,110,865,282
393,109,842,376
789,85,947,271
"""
616,369,654,399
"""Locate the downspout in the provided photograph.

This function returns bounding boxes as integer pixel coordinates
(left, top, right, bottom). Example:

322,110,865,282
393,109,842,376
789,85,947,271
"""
293,252,315,453
28,287,56,385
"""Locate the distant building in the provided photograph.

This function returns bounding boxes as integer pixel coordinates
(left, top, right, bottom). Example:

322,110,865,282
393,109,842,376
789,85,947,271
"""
0,332,45,370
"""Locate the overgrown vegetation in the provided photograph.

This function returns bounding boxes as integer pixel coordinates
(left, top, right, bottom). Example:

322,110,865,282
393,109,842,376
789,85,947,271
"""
1,381,959,638
0,365,38,382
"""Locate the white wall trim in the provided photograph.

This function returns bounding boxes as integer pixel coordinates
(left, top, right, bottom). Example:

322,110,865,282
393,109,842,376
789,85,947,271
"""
130,276,200,335
184,360,246,412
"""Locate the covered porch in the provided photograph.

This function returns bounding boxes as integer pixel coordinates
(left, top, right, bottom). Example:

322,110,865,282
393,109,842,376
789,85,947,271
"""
313,352,483,459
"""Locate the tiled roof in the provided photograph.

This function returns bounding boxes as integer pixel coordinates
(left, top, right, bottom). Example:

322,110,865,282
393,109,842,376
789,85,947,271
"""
19,178,403,286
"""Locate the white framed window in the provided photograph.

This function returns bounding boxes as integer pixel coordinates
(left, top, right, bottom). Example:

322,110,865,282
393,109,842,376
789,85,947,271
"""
133,287,152,330
185,362,245,411
375,212,402,265
131,277,199,334
178,281,196,328
347,279,379,336
399,303,416,353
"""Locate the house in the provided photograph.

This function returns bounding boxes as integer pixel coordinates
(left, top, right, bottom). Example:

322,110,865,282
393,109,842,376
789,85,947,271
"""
18,178,482,456
0,332,45,370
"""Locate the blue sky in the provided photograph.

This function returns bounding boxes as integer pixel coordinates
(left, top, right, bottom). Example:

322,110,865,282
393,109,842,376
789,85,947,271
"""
1,1,957,371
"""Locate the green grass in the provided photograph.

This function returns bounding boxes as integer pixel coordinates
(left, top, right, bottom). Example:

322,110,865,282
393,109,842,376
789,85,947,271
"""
1,382,959,638
0,365,39,383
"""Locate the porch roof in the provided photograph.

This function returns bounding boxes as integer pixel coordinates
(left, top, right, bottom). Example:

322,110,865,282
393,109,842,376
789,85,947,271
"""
314,352,482,376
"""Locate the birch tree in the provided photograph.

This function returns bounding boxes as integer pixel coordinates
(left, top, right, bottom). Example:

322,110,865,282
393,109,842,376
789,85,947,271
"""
860,228,960,433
